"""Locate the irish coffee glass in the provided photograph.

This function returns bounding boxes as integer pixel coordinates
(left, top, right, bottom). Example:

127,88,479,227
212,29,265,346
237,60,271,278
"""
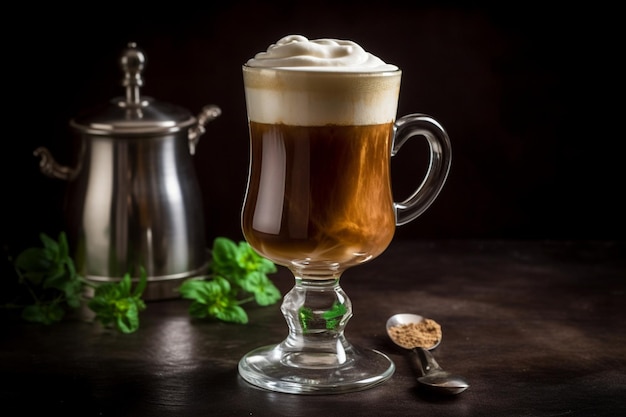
237,66,451,394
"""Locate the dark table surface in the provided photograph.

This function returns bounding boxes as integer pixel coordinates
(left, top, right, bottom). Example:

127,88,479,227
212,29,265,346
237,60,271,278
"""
1,239,625,417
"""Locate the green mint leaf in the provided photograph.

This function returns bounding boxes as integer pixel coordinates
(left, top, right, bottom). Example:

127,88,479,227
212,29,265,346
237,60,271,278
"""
322,302,347,320
236,241,277,275
186,300,248,323
179,277,247,323
114,300,141,334
116,272,132,297
42,257,82,308
299,307,314,332
210,237,243,281
21,302,65,324
132,270,148,298
187,301,212,318
240,271,281,306
39,232,60,253
325,318,340,330
297,303,347,332
215,304,248,324
209,238,277,286
14,247,56,285
14,232,74,286
88,272,147,334
322,302,347,330
178,237,280,324
179,276,234,302
45,275,83,308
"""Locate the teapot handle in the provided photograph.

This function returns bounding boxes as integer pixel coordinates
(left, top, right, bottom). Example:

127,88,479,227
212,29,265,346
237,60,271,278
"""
188,104,222,155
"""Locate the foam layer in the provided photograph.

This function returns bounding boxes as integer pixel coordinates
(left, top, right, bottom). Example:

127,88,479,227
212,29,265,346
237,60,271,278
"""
244,35,401,126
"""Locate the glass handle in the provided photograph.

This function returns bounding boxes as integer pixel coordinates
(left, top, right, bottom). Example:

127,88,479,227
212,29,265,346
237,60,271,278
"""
392,113,452,226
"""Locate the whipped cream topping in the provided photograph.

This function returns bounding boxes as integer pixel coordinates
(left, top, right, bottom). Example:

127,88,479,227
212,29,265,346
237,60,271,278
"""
246,35,398,72
243,35,401,125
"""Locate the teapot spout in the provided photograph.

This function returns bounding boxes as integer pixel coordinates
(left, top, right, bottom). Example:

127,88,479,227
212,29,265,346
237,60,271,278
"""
34,147,77,181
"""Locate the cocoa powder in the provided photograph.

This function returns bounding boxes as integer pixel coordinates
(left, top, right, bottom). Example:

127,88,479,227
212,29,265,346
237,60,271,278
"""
388,318,442,349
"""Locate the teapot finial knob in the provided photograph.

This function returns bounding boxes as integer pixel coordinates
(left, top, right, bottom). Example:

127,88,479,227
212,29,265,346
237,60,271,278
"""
120,42,146,106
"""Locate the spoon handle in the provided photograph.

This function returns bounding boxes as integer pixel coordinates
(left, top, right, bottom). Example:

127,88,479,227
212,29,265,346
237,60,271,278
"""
413,347,443,375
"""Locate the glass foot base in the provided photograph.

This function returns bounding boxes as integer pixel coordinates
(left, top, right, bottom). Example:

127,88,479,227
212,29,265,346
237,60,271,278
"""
238,343,395,394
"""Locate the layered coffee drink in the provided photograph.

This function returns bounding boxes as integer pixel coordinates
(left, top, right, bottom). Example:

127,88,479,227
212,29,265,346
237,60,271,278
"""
239,35,451,395
241,35,402,268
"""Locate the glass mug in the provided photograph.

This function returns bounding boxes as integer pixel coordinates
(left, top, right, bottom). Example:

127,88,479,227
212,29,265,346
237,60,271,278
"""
238,64,451,394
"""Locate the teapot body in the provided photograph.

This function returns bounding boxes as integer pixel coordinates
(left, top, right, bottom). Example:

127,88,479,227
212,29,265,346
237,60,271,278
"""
64,130,208,298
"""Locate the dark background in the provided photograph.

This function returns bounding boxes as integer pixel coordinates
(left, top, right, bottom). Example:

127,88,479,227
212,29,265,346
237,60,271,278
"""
2,1,622,256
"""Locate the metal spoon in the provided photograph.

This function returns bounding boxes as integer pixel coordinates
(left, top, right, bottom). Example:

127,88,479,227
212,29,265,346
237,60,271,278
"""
386,313,469,396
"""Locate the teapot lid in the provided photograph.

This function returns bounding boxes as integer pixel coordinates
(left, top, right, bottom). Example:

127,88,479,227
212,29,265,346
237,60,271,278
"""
70,43,196,136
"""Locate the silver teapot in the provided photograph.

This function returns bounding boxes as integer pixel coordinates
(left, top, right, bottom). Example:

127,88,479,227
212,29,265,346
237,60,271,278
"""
35,43,221,300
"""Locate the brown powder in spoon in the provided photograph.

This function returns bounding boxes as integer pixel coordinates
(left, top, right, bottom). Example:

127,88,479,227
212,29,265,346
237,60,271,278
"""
388,318,442,349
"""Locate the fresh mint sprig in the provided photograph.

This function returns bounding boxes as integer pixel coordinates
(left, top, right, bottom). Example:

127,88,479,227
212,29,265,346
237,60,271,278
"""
87,270,147,334
7,231,148,333
299,302,348,332
12,232,83,324
3,232,281,332
178,237,281,324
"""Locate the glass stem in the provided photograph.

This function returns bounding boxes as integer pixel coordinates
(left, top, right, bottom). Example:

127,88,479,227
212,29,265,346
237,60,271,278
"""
279,268,354,367
238,263,395,392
